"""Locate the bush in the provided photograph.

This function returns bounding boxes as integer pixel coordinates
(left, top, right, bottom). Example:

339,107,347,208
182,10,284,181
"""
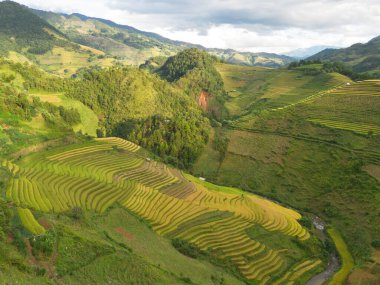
30,230,56,256
371,239,380,249
171,238,201,259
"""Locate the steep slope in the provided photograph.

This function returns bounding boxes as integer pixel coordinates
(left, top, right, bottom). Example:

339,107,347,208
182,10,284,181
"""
0,1,125,76
32,7,295,67
1,137,325,284
25,64,211,168
308,35,380,74
0,0,65,55
193,63,380,284
157,49,228,119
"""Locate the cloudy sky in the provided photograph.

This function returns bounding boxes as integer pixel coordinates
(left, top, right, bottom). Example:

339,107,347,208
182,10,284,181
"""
13,0,380,53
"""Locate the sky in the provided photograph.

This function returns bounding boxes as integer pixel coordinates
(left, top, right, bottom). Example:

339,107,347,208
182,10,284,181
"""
12,0,380,53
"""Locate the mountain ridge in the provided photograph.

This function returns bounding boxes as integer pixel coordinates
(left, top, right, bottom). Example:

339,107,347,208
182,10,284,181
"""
308,35,380,74
28,3,294,67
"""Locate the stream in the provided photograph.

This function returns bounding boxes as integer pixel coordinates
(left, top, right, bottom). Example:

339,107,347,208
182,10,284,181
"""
305,217,340,285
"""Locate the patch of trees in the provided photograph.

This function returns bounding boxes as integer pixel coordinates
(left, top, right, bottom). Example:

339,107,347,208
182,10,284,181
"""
321,62,375,80
114,114,209,169
171,238,202,258
0,82,80,130
53,66,211,168
287,60,322,69
0,197,11,241
288,59,377,80
158,48,219,82
58,106,81,126
213,132,229,164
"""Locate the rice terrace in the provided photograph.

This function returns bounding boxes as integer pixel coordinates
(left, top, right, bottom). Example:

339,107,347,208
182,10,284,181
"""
0,0,380,284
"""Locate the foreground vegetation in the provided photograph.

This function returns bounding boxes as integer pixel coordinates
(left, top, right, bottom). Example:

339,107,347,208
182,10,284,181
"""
2,137,325,284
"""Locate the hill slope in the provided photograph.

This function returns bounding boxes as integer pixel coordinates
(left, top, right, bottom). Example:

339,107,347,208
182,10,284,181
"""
1,137,324,284
0,1,126,76
31,6,294,67
193,63,380,284
309,36,380,74
0,0,65,55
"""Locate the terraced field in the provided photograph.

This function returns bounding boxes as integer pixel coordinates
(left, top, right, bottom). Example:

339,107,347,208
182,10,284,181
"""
3,137,322,284
216,63,349,118
302,80,380,134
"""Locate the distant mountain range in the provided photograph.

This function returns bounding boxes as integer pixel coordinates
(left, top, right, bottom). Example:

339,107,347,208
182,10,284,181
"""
32,8,294,67
1,1,379,73
0,1,293,68
308,36,380,74
283,45,339,59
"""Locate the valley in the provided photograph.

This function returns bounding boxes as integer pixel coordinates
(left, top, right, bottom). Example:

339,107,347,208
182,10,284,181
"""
0,1,379,284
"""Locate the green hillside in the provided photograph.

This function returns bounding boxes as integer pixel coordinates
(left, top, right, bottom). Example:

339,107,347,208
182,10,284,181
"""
0,1,125,77
309,36,380,74
0,0,64,55
32,7,294,68
1,2,380,284
193,63,380,284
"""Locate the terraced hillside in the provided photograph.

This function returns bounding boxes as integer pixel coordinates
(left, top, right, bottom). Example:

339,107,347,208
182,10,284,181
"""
3,137,325,284
216,63,350,118
194,65,380,284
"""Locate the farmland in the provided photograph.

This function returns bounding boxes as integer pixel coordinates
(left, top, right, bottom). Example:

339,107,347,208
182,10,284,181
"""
2,137,325,284
28,90,99,136
194,64,380,284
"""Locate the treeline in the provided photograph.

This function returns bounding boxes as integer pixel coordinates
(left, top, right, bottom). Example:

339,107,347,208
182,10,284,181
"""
288,59,377,80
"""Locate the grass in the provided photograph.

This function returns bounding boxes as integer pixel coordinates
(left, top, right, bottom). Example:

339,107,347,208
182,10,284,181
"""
327,228,354,285
215,63,349,118
34,46,119,77
194,66,380,283
95,207,245,285
29,90,99,136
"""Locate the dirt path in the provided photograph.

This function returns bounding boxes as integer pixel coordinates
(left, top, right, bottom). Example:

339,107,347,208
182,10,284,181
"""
115,227,134,240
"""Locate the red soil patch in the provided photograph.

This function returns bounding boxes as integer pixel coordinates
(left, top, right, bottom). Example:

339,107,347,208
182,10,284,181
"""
115,227,134,240
38,218,52,230
198,90,210,111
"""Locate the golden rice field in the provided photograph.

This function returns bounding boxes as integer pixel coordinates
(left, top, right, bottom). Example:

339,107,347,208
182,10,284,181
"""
3,137,321,284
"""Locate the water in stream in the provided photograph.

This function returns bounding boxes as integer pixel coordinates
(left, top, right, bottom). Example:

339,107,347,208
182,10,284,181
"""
305,217,340,285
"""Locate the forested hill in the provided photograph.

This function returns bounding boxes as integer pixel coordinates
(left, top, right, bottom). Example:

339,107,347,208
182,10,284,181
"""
26,63,211,169
0,1,65,55
308,35,380,74
156,49,228,119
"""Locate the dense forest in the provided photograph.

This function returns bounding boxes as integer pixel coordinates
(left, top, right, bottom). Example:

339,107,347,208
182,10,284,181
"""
64,66,211,168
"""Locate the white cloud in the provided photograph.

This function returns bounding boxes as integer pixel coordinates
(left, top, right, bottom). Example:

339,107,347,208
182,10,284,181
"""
9,0,380,53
